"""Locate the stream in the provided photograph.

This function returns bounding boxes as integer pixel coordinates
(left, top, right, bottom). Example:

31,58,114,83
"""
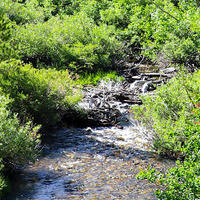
6,65,176,200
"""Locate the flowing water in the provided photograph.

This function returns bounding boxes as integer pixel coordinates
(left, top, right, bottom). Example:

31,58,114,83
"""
6,79,174,200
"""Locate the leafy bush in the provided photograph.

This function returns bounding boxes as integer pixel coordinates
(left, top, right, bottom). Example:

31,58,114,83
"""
0,93,40,166
15,13,122,71
4,0,198,70
75,70,125,86
0,11,16,62
138,135,200,200
65,0,200,68
0,0,53,24
162,34,200,67
126,0,200,67
133,70,200,157
100,0,134,28
52,0,82,16
134,69,200,199
0,92,40,197
138,153,200,200
0,60,81,126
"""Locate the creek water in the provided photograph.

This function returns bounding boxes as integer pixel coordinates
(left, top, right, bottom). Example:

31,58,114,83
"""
6,79,174,200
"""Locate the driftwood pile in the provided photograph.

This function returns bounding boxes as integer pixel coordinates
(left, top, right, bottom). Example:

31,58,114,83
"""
76,65,176,127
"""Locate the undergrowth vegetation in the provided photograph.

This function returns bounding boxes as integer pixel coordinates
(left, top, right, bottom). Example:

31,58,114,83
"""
0,12,16,62
2,0,199,70
133,70,200,199
0,0,200,198
0,93,40,197
75,71,125,86
0,60,81,126
0,93,40,166
15,13,121,71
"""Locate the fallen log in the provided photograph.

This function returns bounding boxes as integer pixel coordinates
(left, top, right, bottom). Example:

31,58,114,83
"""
141,73,173,78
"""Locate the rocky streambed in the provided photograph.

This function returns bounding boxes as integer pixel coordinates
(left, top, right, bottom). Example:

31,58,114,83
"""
6,65,176,200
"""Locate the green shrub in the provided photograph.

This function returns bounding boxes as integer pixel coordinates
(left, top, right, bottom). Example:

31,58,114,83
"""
0,0,53,24
15,13,122,71
162,33,200,67
4,0,199,69
0,60,81,126
107,0,199,67
132,70,200,157
52,0,83,15
0,92,40,196
100,0,134,28
138,153,200,200
0,11,17,62
134,69,200,199
77,0,107,23
0,93,40,166
75,70,125,86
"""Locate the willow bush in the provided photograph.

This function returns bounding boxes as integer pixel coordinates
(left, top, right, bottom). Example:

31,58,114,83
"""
15,13,122,71
0,0,53,24
2,0,199,70
0,93,40,166
0,11,17,62
134,70,200,199
0,60,81,126
0,93,41,197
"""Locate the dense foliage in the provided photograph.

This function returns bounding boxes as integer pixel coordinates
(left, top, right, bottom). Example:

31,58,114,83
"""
0,11,16,62
0,60,81,126
0,93,40,197
134,70,200,199
15,13,121,70
0,93,40,166
1,0,199,71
